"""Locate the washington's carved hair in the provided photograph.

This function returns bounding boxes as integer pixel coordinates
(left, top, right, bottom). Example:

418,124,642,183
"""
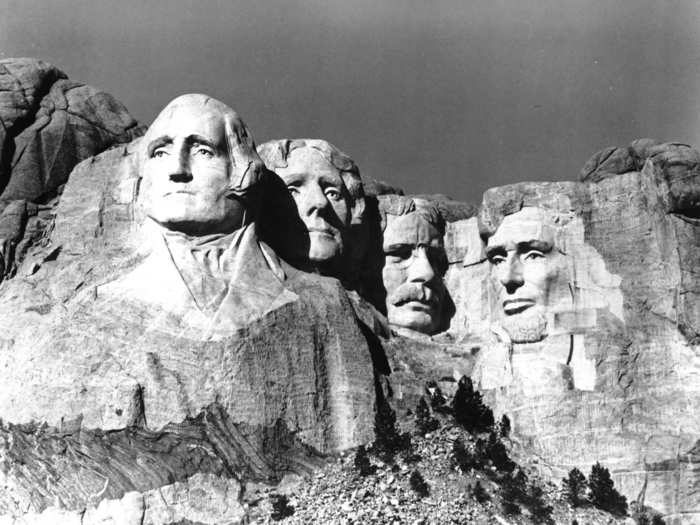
257,138,366,226
139,94,267,199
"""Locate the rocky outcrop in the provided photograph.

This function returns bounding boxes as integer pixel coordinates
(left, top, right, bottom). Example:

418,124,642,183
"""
0,58,143,280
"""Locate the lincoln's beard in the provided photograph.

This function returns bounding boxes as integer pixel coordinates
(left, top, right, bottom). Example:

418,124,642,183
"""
500,308,548,343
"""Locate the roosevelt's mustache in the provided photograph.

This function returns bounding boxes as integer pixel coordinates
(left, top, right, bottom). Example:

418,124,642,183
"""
387,283,437,307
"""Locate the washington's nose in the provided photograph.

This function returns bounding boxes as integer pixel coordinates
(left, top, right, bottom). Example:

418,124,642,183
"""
499,254,524,294
407,247,436,283
168,148,193,183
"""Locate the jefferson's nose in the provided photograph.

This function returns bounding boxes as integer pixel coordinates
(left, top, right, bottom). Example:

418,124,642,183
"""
499,254,524,294
407,247,436,284
299,183,329,216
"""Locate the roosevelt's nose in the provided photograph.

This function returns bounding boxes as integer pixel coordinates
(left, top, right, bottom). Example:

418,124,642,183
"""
407,247,436,284
499,254,524,294
298,183,329,217
168,146,193,183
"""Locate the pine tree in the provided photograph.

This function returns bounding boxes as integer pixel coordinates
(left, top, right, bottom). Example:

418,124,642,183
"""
472,480,490,503
525,481,554,524
373,400,411,462
501,469,528,515
270,494,294,521
452,375,494,433
486,429,515,472
427,382,449,414
409,470,430,497
415,397,439,435
588,462,628,516
353,445,375,476
499,414,511,438
562,468,588,507
453,437,477,472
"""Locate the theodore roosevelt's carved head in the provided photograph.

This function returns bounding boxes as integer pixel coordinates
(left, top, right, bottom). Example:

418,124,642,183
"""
139,94,265,236
378,195,448,335
258,139,365,273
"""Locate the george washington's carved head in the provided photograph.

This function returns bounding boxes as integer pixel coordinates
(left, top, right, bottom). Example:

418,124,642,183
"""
139,94,265,236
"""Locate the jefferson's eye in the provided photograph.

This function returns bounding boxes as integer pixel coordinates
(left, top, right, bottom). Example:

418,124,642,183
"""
152,148,169,158
489,255,506,266
286,185,299,195
385,246,412,261
524,250,544,261
324,188,342,201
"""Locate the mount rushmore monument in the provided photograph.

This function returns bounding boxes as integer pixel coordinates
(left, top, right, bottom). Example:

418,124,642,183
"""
0,58,697,523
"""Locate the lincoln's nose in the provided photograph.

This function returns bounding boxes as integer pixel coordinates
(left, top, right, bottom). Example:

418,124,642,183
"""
499,254,524,294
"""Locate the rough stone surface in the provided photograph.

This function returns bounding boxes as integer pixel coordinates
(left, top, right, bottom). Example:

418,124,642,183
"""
0,96,377,520
0,57,143,279
0,62,697,524
435,141,700,523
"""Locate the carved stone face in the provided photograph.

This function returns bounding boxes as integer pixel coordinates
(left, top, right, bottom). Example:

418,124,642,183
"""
274,147,351,263
485,207,567,343
382,212,447,334
141,102,244,235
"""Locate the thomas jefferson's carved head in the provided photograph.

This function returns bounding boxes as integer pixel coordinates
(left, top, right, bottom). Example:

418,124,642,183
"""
379,196,448,335
258,139,365,273
140,94,265,236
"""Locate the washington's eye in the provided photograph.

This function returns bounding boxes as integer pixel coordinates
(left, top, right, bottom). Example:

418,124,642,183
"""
193,146,215,158
324,188,342,201
152,148,169,158
524,250,544,261
286,184,300,195
490,255,506,266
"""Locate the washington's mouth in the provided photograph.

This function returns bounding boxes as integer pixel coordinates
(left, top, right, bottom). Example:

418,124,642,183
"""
503,298,536,315
164,190,194,196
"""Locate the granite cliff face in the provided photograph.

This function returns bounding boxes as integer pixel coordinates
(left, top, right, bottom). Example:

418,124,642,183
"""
435,140,699,523
0,91,378,524
0,58,697,524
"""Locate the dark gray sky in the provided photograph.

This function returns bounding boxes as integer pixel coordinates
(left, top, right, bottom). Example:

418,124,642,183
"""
2,0,699,202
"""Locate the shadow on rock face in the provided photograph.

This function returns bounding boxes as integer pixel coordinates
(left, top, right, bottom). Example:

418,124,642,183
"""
258,169,310,267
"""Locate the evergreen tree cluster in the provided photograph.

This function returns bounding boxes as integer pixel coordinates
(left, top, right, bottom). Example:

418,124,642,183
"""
270,493,295,521
372,400,412,463
409,470,430,498
500,468,554,523
562,463,629,517
353,445,376,477
588,462,628,516
452,376,494,433
415,396,439,435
